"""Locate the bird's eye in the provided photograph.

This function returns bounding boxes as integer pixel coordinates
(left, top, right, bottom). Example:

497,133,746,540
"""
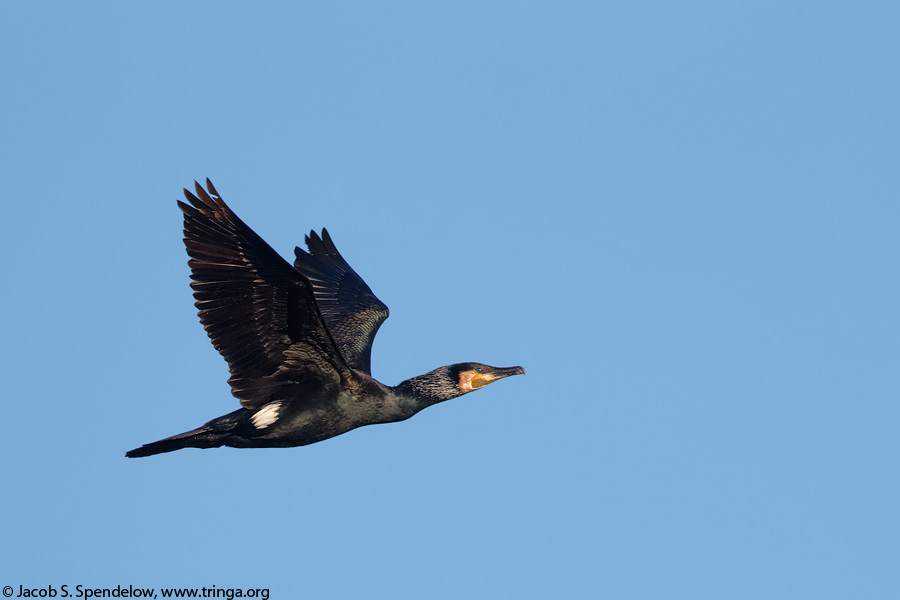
475,368,483,374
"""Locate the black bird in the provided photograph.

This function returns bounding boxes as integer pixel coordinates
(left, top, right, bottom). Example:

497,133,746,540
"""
126,180,524,458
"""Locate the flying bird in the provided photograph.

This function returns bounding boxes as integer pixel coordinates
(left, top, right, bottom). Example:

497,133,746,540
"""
126,180,524,457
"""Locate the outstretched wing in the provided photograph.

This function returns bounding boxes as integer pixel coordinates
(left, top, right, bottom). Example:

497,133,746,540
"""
293,229,389,375
179,180,353,409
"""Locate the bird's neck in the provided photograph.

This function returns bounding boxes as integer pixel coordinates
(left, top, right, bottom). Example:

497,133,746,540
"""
391,370,462,417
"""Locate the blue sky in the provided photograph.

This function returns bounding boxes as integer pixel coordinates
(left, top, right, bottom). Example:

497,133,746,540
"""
2,1,897,598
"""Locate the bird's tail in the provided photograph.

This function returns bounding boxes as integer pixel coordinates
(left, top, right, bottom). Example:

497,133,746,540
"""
125,426,225,458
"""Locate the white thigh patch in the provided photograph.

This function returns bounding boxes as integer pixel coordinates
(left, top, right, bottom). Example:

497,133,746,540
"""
251,401,283,429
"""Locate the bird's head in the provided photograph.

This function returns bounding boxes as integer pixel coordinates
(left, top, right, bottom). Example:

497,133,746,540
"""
453,363,526,395
397,362,525,408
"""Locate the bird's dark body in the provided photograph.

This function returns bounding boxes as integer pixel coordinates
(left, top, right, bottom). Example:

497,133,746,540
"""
136,380,410,454
126,180,523,458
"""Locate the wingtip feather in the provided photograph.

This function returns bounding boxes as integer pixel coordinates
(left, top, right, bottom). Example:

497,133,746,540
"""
206,178,220,198
195,180,213,205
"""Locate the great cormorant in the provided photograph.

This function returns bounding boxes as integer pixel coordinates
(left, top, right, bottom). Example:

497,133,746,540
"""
126,180,524,458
